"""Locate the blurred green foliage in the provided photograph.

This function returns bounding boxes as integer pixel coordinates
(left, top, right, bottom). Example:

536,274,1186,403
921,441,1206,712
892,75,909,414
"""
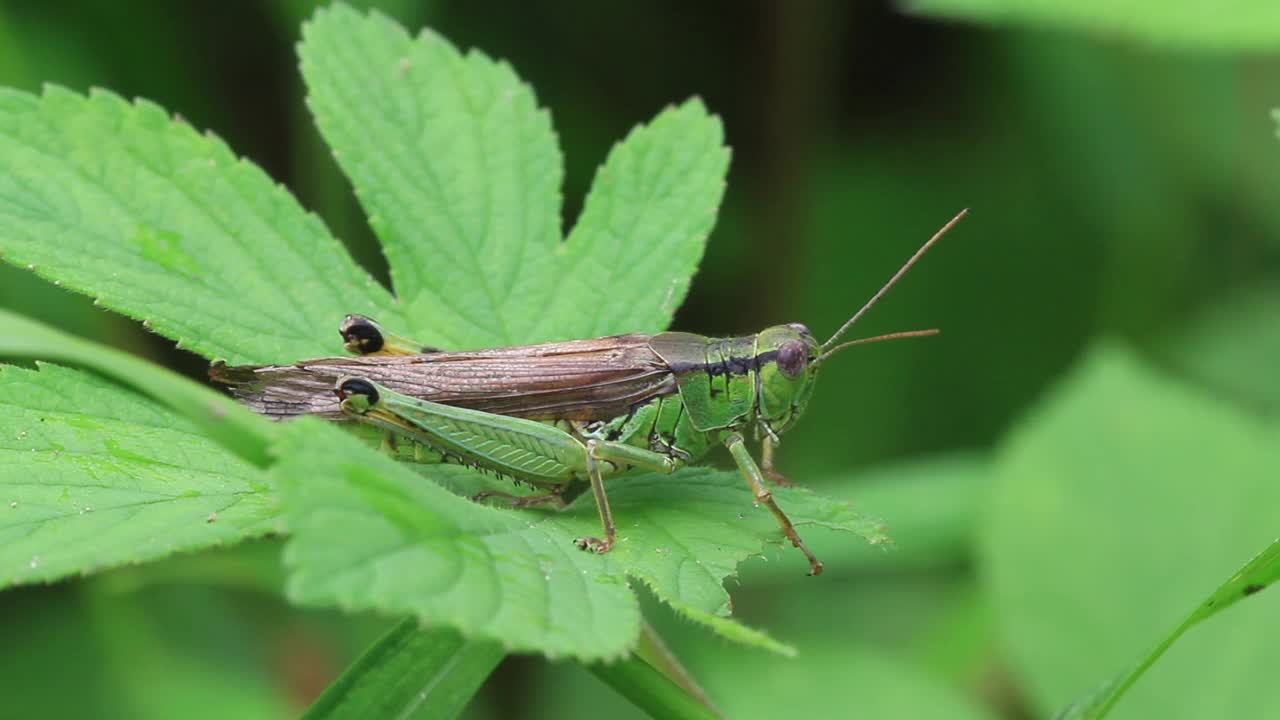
913,0,1280,50
0,1,1278,718
986,346,1280,717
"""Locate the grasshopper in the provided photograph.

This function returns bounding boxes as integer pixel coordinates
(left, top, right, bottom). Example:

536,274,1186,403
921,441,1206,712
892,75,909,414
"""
211,210,966,575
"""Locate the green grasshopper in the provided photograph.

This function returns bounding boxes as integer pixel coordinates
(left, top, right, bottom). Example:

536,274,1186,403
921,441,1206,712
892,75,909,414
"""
211,210,966,575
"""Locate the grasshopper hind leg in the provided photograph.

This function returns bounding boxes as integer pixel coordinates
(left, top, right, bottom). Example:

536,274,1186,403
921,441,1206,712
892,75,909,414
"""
472,488,568,510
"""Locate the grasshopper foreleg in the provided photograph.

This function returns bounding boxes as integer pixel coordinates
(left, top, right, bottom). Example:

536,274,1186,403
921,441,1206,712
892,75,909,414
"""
724,433,823,576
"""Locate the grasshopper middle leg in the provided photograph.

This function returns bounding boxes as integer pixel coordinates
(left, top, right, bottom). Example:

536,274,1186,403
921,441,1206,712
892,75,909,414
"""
574,439,682,553
575,441,616,553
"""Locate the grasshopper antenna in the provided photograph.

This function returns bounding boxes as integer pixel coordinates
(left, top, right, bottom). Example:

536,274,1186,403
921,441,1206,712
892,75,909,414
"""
820,208,967,354
816,328,940,365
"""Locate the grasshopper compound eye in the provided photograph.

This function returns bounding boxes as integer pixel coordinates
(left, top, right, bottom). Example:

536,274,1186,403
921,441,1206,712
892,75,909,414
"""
777,340,808,379
335,377,380,405
340,314,385,354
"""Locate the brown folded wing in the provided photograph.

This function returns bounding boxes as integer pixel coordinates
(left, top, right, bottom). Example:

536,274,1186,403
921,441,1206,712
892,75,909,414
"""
210,333,676,421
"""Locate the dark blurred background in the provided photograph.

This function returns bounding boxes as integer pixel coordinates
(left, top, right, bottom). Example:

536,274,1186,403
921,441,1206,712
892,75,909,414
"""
2,1,1279,718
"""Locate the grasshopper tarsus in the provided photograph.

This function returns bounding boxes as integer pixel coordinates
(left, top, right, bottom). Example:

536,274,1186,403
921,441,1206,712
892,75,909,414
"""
574,536,614,554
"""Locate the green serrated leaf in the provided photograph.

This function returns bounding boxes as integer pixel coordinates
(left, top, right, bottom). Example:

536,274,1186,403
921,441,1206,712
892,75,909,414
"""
300,4,563,349
299,6,728,347
273,419,886,661
537,98,728,341
0,363,279,589
0,84,401,364
303,618,503,720
275,419,637,661
985,344,1280,719
909,0,1280,50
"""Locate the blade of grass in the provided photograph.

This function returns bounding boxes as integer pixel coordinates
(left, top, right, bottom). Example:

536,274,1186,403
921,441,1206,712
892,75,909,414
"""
1056,538,1280,719
303,618,503,720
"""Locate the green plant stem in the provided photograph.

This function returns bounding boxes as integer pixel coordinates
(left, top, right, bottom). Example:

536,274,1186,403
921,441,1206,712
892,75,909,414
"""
636,618,722,717
588,654,721,720
0,309,275,466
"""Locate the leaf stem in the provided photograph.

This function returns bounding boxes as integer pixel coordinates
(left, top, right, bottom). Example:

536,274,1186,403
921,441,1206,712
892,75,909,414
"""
587,653,722,720
636,618,723,717
0,309,276,466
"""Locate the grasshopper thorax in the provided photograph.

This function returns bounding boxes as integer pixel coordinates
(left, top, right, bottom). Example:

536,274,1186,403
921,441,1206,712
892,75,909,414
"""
754,323,821,435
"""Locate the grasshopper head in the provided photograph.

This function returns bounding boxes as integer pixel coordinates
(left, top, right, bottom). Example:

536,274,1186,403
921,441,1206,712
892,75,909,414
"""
758,209,966,435
756,323,821,434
